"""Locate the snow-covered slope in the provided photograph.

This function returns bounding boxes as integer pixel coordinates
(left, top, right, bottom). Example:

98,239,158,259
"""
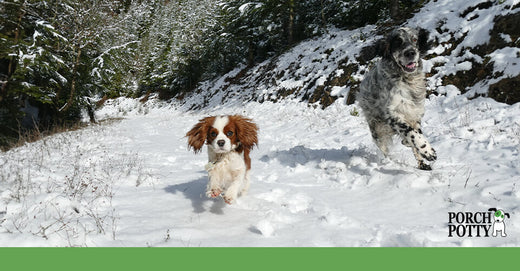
1,0,520,246
183,0,520,108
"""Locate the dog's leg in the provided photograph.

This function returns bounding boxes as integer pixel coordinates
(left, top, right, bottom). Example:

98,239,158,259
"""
411,144,432,170
369,120,393,156
406,129,437,161
240,170,251,196
206,166,225,198
389,118,437,170
498,223,507,237
222,169,246,204
206,176,223,198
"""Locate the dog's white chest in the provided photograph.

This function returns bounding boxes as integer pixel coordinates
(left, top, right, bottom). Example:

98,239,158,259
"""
207,148,246,172
388,79,425,122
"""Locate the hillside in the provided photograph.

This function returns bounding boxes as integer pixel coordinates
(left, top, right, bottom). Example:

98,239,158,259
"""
0,0,519,247
182,0,520,109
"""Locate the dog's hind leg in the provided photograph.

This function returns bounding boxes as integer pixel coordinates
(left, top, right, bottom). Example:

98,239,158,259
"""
239,170,251,196
369,120,393,156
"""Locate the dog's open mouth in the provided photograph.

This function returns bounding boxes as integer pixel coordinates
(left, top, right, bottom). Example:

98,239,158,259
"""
403,62,417,72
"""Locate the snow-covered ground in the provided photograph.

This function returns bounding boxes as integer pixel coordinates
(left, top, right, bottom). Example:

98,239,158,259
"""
1,92,519,246
1,0,519,247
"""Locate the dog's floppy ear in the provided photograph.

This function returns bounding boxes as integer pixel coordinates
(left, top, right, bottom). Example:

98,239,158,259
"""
418,28,430,55
230,115,258,150
359,38,389,63
488,208,497,212
505,212,510,218
186,116,215,153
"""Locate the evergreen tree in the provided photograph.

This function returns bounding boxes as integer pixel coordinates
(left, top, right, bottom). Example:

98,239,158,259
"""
134,0,218,98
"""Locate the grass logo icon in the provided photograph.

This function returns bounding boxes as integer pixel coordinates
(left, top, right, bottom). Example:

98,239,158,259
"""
489,208,510,237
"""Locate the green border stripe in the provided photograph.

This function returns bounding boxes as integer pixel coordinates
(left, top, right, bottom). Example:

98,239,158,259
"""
1,248,519,270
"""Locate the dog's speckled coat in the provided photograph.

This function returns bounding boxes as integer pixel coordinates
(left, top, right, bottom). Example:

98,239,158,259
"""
358,27,437,170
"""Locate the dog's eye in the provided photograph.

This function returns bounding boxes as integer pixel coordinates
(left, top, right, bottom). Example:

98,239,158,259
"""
210,131,217,137
226,131,234,137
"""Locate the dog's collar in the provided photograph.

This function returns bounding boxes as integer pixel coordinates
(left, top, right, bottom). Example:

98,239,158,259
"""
205,152,225,171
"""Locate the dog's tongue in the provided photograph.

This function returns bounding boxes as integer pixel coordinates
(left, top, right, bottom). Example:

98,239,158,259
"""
406,62,416,69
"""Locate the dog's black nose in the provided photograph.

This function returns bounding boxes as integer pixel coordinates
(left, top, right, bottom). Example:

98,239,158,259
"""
217,140,225,147
404,49,416,58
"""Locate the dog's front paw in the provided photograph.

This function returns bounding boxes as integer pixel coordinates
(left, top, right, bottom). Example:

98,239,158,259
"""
420,146,437,161
206,188,222,198
418,161,432,171
222,190,238,204
415,138,436,161
223,195,235,205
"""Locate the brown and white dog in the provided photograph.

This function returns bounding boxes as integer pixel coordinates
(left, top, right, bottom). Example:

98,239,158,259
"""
186,115,258,204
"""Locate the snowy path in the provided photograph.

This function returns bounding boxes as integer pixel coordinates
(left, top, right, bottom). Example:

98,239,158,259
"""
1,94,519,246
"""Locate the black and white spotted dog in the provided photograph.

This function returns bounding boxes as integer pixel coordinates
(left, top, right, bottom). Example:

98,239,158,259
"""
357,27,437,170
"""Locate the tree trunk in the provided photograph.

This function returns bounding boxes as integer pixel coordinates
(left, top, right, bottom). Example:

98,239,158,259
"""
61,46,81,113
247,41,254,67
390,0,400,21
86,98,96,123
320,0,326,30
287,0,295,45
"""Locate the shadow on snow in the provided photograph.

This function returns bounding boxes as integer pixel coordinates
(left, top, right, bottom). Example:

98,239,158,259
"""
164,176,226,215
260,145,379,166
